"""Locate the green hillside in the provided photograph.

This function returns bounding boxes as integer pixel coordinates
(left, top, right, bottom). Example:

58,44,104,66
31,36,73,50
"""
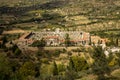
1,1,120,80
0,0,120,32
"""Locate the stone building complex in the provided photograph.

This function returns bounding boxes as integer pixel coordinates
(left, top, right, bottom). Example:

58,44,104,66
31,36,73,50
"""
18,29,91,46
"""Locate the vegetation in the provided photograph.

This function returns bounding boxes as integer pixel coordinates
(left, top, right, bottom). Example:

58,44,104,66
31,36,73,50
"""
64,33,71,47
31,38,46,47
1,40,120,80
52,61,58,75
0,0,120,80
90,46,111,80
68,56,89,72
0,53,11,80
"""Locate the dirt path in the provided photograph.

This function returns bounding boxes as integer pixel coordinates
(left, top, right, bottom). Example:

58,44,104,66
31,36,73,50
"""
2,29,26,34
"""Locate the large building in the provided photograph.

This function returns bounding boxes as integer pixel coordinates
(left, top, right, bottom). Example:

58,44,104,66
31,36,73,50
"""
24,29,91,46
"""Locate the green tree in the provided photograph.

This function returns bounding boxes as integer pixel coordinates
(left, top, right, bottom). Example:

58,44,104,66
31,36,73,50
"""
14,48,21,56
52,61,58,75
64,70,78,80
115,38,119,47
32,38,46,47
2,36,7,45
0,29,3,35
72,56,89,72
107,52,115,66
64,33,71,47
57,63,65,73
1,36,7,48
68,56,89,72
115,52,120,67
68,57,75,70
0,42,2,48
12,44,18,53
53,50,60,57
109,38,116,46
91,46,111,80
0,53,12,80
18,62,36,80
11,44,21,56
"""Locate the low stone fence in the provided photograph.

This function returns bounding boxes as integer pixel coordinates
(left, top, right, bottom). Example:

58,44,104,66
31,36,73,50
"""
44,47,80,51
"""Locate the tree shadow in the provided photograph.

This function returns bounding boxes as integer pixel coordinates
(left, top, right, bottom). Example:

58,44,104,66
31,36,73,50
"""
105,76,120,80
0,0,68,15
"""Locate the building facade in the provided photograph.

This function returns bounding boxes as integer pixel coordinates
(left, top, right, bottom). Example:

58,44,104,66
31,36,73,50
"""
27,29,90,46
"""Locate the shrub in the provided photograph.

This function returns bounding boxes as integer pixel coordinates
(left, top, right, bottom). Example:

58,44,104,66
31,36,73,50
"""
57,63,65,73
17,62,36,80
62,48,67,53
67,51,72,56
14,48,21,56
41,58,49,64
68,56,89,71
52,61,58,75
53,50,60,57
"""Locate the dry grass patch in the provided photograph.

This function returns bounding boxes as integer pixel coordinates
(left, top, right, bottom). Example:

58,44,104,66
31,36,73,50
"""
3,29,26,34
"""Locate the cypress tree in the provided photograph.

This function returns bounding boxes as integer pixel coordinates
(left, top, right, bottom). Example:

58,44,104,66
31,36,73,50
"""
53,61,58,75
65,33,71,47
116,38,119,47
68,57,75,70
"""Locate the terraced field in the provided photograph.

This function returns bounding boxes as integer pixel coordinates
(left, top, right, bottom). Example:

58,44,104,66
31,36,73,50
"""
0,0,120,32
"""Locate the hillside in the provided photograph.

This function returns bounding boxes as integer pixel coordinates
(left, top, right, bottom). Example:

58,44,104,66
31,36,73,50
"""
1,1,120,80
0,0,120,32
